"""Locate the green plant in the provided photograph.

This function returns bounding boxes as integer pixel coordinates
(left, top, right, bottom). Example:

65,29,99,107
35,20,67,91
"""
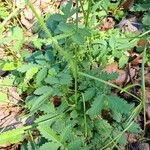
0,0,149,149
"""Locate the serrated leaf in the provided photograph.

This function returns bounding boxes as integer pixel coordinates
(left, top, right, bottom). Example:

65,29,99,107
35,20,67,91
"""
2,62,16,71
17,64,37,73
119,55,128,68
131,3,150,12
109,35,116,50
30,90,52,112
142,12,150,27
68,138,83,150
0,126,31,145
113,131,127,145
34,86,52,95
12,27,24,52
45,77,59,85
125,122,141,133
12,26,23,40
72,32,84,45
84,88,95,101
40,102,56,114
40,142,61,150
62,0,75,18
87,94,105,118
107,95,133,115
24,67,39,83
37,124,61,144
27,141,37,150
36,67,48,85
33,38,42,49
58,72,72,85
58,22,75,33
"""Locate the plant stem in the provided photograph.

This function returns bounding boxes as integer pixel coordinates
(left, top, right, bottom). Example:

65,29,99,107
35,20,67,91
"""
79,72,141,101
0,7,20,30
74,46,78,105
85,0,92,27
82,93,87,137
26,0,69,61
74,0,79,105
79,0,86,23
141,45,146,132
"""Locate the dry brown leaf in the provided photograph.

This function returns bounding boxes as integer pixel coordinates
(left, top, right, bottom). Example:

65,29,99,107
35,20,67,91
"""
103,62,136,86
130,53,142,66
145,73,150,87
99,17,115,31
127,133,138,143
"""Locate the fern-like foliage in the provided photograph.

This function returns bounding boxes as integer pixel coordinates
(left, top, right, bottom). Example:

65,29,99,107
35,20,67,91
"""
0,126,31,146
131,2,150,11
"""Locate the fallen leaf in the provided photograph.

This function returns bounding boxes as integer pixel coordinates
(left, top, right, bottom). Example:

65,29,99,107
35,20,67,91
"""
99,17,115,31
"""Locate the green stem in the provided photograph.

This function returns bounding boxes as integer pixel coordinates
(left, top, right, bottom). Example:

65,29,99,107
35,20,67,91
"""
85,0,92,27
0,7,20,30
74,0,79,105
141,45,147,132
79,72,141,101
82,93,87,137
79,0,86,22
74,46,78,105
26,0,69,61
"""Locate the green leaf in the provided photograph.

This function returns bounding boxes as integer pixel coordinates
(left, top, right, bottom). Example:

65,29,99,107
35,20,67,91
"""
87,94,105,118
37,124,61,144
119,55,128,68
72,32,84,45
34,86,52,95
27,141,37,150
107,95,133,115
0,126,31,145
45,77,59,85
36,67,48,85
84,88,95,101
142,12,150,27
0,91,8,103
58,22,75,33
125,122,142,133
17,64,38,73
131,3,150,11
58,72,72,85
62,0,75,18
12,26,24,52
12,26,23,40
2,62,16,71
33,38,43,49
24,67,39,83
40,142,61,150
30,90,53,112
113,131,127,145
68,138,84,150
35,114,57,124
40,102,56,114
109,35,116,50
